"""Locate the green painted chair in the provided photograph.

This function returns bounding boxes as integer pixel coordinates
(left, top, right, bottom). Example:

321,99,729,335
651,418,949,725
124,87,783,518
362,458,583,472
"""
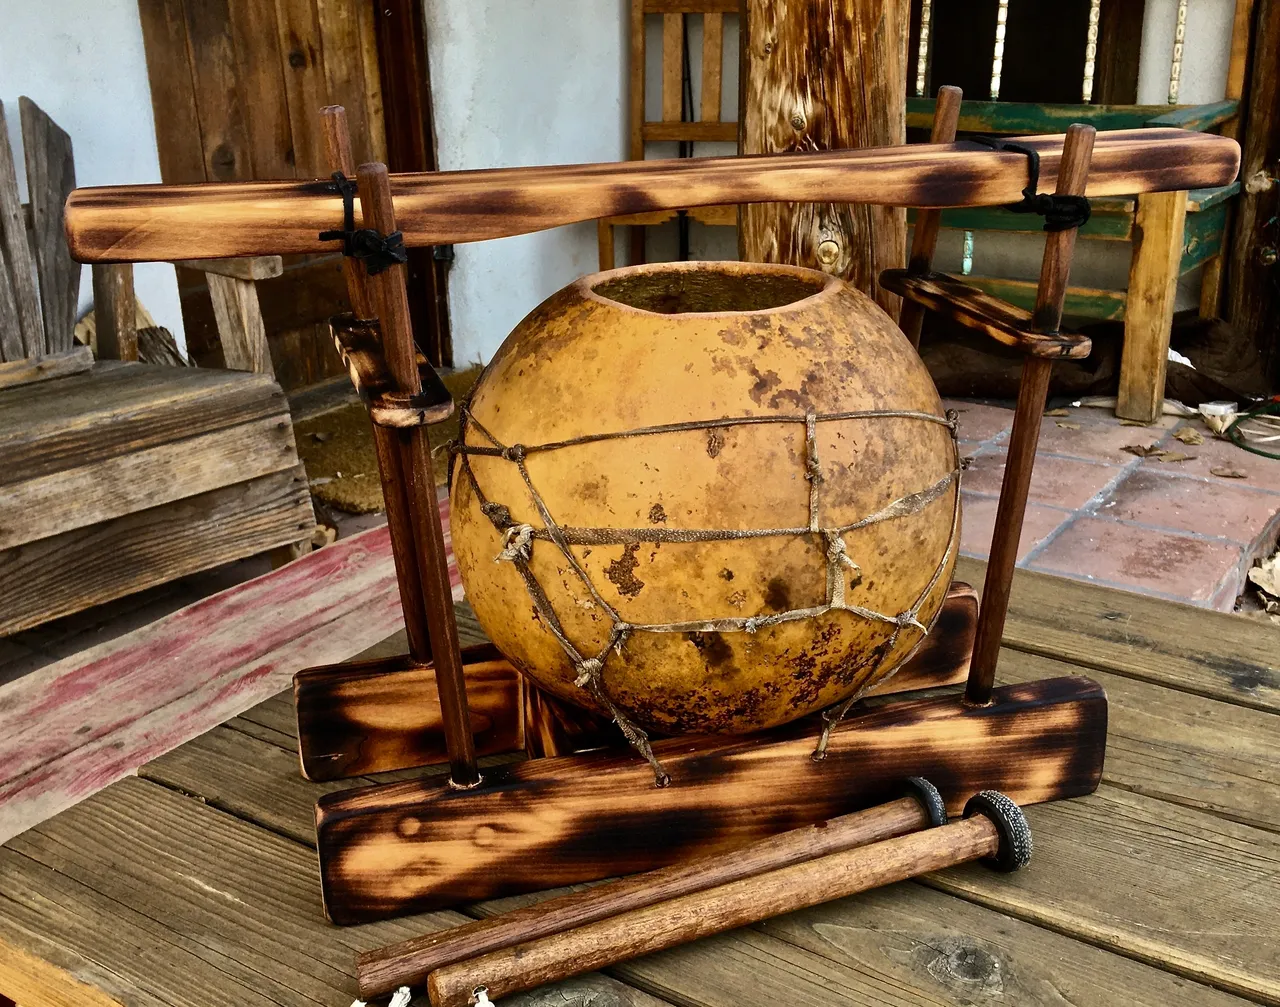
906,0,1249,421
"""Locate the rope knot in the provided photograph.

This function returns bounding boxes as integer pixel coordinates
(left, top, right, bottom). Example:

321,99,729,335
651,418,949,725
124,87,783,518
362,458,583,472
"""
502,444,526,463
743,617,761,634
495,524,534,564
480,501,514,530
944,409,961,435
574,657,603,688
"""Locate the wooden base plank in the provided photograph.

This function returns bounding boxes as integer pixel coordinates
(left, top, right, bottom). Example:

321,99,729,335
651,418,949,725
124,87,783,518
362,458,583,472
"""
955,556,1280,713
925,785,1280,1005
315,676,1106,923
294,646,527,781
293,584,979,781
0,465,314,636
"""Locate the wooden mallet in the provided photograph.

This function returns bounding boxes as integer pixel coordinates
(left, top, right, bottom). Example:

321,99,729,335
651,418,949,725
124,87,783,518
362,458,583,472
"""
357,778,949,998
424,790,1030,1007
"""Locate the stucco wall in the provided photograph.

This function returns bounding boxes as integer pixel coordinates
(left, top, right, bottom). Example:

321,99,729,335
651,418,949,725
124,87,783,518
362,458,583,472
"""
0,0,185,350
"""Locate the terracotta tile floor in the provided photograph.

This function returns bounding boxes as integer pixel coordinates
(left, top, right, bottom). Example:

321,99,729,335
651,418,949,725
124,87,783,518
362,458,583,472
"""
951,398,1280,611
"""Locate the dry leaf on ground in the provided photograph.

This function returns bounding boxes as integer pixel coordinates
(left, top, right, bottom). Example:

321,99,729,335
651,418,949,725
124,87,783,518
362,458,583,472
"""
1248,553,1280,599
1055,420,1082,430
1173,427,1205,445
1123,443,1161,457
1045,408,1071,417
1211,466,1249,478
1155,451,1195,463
1119,418,1152,426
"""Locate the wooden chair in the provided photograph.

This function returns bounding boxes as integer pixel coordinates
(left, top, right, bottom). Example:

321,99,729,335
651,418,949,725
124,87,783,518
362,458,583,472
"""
906,0,1253,421
596,0,738,270
0,98,314,637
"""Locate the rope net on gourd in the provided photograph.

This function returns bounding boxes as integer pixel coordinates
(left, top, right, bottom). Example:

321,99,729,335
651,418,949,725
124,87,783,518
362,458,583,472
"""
450,404,962,786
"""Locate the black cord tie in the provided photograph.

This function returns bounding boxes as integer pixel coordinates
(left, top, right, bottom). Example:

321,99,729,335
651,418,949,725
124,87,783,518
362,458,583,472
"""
969,137,1091,232
318,171,409,275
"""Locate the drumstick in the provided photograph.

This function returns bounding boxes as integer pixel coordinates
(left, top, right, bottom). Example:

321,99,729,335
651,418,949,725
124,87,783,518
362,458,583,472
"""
357,779,948,998
426,791,1030,1007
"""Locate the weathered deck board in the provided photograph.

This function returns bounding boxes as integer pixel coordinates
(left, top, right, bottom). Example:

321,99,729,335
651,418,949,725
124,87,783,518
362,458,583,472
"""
0,522,445,845
1000,651,1280,834
957,556,1280,713
924,785,1280,1004
0,777,673,1007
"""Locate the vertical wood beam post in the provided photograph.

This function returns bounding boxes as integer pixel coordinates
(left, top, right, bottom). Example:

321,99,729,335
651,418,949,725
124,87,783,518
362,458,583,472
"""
899,85,962,348
628,0,647,266
967,124,1096,706
206,272,275,376
322,105,437,668
1116,190,1187,423
92,263,138,362
356,161,479,788
740,0,910,318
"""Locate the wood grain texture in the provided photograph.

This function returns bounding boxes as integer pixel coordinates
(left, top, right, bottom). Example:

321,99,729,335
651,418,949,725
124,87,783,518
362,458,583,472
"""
955,555,1280,714
428,817,1002,1007
19,97,78,353
0,362,285,484
740,0,908,316
754,882,1257,1007
360,796,933,997
0,100,45,357
175,255,283,280
136,0,208,185
315,677,1104,923
1117,189,1188,423
700,13,724,122
64,130,1242,262
294,646,526,781
0,465,312,638
880,270,1092,358
1,775,673,1007
0,346,93,390
662,14,683,123
329,313,454,427
998,649,1280,835
207,272,274,375
0,413,299,550
294,583,977,780
925,785,1280,1005
0,523,444,846
1226,0,1280,381
91,263,137,362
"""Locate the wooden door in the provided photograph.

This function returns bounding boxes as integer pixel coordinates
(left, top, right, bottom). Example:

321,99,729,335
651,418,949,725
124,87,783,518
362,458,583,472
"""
137,0,449,387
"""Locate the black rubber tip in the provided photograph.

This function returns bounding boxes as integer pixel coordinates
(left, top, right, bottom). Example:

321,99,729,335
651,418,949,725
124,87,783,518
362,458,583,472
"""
902,776,948,828
963,790,1033,872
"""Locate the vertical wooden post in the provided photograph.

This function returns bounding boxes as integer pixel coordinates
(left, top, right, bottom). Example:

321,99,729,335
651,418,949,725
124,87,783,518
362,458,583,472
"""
206,272,275,376
92,263,137,362
967,124,1096,707
322,106,438,668
356,161,480,788
740,0,910,318
1116,190,1187,423
1226,0,1280,380
899,85,963,348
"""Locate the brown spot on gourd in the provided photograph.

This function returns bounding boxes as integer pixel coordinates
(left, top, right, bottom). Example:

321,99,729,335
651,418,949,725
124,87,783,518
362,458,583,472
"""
605,543,645,597
686,631,734,669
764,577,792,612
720,568,735,580
707,430,725,457
648,502,667,524
747,366,782,405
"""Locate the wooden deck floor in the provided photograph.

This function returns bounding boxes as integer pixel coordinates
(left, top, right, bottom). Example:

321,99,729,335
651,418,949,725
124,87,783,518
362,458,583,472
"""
1,556,1277,1007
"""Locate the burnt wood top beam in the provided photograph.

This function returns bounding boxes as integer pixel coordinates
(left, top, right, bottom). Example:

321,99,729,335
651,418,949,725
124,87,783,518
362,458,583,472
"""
65,129,1239,263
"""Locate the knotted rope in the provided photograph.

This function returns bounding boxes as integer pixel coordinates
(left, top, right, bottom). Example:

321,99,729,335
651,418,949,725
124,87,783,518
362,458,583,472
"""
453,402,962,784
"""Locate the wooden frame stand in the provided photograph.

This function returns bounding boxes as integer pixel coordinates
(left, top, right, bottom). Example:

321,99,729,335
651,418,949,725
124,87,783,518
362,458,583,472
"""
64,92,1240,927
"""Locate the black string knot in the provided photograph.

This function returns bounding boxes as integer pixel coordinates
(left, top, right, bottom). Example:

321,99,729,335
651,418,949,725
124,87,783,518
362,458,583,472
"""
319,171,409,275
969,137,1091,233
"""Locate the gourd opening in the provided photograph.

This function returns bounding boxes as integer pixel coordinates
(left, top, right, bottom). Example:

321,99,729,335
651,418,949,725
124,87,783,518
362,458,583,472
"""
592,265,827,315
